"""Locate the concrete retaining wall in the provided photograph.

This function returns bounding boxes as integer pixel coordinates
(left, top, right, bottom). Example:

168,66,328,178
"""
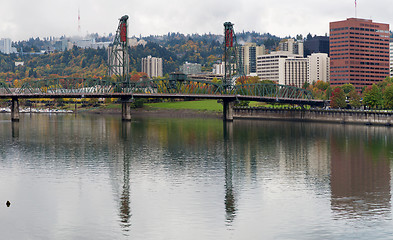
233,107,393,126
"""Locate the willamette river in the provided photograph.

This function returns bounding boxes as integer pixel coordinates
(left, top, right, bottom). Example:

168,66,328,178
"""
0,113,393,239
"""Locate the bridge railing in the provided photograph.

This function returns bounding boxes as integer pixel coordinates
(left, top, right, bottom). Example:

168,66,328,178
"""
232,83,313,100
119,79,225,95
17,78,116,95
0,82,12,94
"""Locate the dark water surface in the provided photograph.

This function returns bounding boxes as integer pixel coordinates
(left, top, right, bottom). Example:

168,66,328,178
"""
0,113,393,239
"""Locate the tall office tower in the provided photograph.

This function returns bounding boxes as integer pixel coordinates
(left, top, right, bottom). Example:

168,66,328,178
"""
330,18,390,90
304,36,330,56
390,42,393,77
141,55,163,78
238,43,265,75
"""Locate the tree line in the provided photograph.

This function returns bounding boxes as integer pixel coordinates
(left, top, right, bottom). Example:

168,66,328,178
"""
305,78,393,110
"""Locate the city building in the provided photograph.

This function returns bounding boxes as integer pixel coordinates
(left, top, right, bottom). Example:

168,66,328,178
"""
0,38,17,54
213,63,225,75
180,62,202,75
278,39,304,57
390,42,393,77
284,58,308,87
256,52,307,87
330,18,390,90
308,53,330,83
238,43,265,75
141,55,163,78
129,38,147,47
213,62,236,76
304,36,330,56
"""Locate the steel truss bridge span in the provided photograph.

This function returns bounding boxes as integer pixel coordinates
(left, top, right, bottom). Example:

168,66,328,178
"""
0,78,323,106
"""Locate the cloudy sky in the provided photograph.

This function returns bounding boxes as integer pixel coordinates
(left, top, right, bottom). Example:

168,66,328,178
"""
0,0,391,41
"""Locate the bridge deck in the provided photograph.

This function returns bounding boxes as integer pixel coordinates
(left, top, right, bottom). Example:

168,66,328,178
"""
0,93,325,106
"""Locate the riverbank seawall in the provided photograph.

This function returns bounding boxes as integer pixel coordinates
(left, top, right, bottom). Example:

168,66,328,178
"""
233,107,393,126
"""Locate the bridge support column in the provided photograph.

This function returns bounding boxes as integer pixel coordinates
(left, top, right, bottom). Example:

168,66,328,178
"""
223,100,234,121
121,99,132,121
11,98,20,122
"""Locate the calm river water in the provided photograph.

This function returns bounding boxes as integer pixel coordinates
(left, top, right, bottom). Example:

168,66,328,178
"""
0,113,393,239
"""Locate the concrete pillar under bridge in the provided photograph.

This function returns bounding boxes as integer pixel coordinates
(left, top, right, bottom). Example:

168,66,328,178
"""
223,100,234,121
11,98,20,122
121,98,133,121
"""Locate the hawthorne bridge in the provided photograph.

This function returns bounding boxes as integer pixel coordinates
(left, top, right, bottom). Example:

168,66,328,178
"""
0,16,324,122
0,77,323,121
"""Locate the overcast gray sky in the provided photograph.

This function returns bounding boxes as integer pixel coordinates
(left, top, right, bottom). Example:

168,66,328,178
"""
0,0,391,41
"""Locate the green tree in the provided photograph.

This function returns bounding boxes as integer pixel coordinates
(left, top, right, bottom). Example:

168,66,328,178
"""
340,83,355,95
330,87,346,109
302,81,310,89
314,80,329,91
348,90,361,109
363,84,383,109
383,84,393,109
325,86,333,101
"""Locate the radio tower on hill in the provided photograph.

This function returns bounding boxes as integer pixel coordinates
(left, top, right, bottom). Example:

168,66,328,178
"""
78,8,81,33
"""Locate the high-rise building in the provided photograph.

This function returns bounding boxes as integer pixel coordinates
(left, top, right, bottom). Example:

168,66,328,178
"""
141,55,163,78
278,39,304,57
390,42,393,77
0,38,16,54
239,43,265,75
304,36,330,56
308,53,330,83
330,18,390,90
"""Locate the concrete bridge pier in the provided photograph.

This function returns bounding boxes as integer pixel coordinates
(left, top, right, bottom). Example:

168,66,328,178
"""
223,100,234,121
121,98,132,121
11,98,20,122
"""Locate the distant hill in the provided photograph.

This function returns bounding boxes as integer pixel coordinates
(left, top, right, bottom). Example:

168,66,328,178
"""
0,31,283,83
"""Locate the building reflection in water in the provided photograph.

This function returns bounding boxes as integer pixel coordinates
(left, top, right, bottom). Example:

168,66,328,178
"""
224,122,236,225
119,121,132,232
330,133,391,220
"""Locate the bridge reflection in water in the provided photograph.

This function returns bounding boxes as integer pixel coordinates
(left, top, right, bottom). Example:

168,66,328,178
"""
3,115,393,238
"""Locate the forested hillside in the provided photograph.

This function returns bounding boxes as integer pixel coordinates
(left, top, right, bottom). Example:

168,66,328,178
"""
0,31,282,85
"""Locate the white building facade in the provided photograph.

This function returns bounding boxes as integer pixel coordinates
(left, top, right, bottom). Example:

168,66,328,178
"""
257,52,330,88
307,53,330,83
257,52,305,86
142,55,163,78
0,38,17,54
284,58,308,87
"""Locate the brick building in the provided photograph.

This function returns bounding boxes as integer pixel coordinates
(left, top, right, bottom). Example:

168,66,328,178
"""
329,18,390,90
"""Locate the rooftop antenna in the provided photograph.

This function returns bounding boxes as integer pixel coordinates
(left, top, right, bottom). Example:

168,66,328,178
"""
355,0,357,18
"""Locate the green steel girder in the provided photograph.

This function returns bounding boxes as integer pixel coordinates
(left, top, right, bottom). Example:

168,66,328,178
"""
17,77,115,94
232,83,313,100
14,77,314,100
0,81,12,94
124,79,225,95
